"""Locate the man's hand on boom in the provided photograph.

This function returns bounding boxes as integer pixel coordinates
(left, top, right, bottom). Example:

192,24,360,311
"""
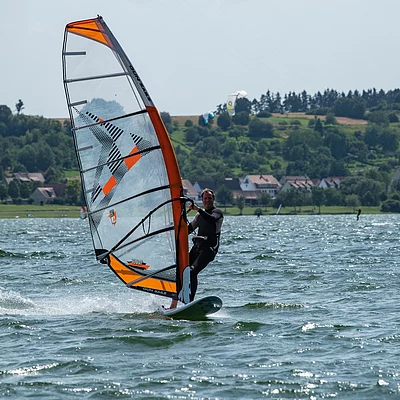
188,203,199,212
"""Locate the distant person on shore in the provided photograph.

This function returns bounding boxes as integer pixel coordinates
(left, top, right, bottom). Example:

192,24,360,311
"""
357,208,361,221
169,188,223,308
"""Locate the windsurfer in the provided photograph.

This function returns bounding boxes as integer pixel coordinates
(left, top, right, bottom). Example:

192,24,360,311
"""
169,188,223,309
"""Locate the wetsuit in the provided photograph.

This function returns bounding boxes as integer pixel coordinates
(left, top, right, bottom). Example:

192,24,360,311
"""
188,206,223,301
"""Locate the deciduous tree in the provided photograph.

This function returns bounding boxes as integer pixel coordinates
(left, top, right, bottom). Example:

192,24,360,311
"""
236,195,245,215
311,186,325,214
216,184,233,211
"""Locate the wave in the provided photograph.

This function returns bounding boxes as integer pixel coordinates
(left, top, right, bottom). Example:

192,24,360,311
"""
57,277,84,285
347,282,384,292
252,251,282,260
0,249,25,258
233,321,265,330
0,249,67,260
242,301,304,309
0,362,60,377
0,289,35,311
0,358,101,377
300,322,354,332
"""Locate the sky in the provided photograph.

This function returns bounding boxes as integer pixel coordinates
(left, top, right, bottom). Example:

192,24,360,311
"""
1,0,399,118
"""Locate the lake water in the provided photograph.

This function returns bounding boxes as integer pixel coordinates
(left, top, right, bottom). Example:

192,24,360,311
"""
1,214,400,399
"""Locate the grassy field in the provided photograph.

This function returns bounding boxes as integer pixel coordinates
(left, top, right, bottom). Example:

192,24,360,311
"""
63,170,80,178
218,205,382,216
0,204,81,219
0,204,384,219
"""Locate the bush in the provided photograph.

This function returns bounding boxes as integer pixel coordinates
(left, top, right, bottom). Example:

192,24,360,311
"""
248,118,274,139
217,113,231,130
184,119,193,127
388,112,399,123
306,107,330,116
381,199,400,212
232,112,250,126
256,111,271,118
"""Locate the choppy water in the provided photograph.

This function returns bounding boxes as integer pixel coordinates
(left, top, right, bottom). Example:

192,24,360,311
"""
1,214,400,399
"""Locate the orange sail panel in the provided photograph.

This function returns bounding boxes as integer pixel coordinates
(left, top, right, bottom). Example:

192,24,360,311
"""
124,146,141,169
66,19,114,49
109,255,176,296
102,146,141,195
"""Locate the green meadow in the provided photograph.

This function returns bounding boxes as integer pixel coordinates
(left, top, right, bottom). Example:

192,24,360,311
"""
0,204,81,219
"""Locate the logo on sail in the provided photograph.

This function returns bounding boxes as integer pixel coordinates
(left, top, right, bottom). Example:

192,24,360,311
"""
108,209,117,226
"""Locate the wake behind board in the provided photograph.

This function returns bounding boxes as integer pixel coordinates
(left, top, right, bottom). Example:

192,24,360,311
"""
160,296,222,320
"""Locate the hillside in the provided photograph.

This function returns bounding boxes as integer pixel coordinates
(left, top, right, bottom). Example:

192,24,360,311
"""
168,110,400,183
170,111,400,211
37,112,400,187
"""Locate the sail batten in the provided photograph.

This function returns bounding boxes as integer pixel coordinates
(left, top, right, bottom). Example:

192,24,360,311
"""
77,145,93,152
126,264,176,287
81,145,161,173
71,100,88,107
86,184,171,212
63,16,189,303
72,110,148,131
63,51,87,56
65,71,128,84
102,225,176,261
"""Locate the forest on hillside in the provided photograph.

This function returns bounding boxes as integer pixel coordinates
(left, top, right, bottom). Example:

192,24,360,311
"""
1,86,400,210
0,105,76,179
165,87,400,182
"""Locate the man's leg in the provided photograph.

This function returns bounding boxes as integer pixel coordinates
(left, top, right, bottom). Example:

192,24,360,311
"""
168,298,178,309
190,248,215,301
168,246,199,308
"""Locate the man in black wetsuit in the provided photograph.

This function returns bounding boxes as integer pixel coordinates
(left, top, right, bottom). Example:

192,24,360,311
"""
168,188,223,309
186,188,223,301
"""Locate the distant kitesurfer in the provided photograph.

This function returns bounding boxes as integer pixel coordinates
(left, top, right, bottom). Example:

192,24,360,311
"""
357,208,361,221
169,188,223,309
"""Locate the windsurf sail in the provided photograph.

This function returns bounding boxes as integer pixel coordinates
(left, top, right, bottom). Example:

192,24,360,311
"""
62,16,192,303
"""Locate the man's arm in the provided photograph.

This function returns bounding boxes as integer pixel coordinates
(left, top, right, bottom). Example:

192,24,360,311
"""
188,213,199,234
198,207,223,222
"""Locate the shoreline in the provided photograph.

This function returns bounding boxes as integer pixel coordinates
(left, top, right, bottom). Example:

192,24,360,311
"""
0,204,386,218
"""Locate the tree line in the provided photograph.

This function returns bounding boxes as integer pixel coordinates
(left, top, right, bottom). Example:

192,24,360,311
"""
2,82,400,211
214,168,399,214
0,105,77,177
215,88,400,119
